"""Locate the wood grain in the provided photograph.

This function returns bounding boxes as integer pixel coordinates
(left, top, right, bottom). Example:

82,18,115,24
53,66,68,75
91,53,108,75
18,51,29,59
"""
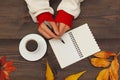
0,0,119,39
0,0,120,80
0,39,120,80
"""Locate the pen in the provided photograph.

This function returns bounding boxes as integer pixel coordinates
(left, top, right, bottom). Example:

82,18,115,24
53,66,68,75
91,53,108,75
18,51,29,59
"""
44,21,65,44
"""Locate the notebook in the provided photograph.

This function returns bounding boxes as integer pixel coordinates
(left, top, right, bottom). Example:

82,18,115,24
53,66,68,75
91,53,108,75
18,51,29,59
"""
49,24,101,68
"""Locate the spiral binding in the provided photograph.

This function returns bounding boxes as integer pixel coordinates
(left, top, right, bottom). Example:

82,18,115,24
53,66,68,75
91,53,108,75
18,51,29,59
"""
68,32,83,58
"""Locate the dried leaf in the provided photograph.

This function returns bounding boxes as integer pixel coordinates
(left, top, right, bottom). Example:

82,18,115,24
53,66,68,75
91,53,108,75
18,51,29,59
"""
94,51,116,59
0,56,6,66
0,56,16,80
109,56,119,80
0,71,5,80
65,71,86,80
4,66,16,73
96,68,109,80
4,61,16,73
90,58,110,68
46,61,54,80
3,71,9,80
4,61,13,68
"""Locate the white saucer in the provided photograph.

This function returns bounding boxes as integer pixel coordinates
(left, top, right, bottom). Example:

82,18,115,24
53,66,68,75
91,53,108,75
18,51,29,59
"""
19,34,47,61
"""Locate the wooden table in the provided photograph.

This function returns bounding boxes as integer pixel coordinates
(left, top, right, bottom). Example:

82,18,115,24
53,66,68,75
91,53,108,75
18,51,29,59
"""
0,0,120,80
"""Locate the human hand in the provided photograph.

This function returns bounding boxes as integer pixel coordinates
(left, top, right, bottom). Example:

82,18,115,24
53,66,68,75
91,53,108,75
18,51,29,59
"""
38,21,59,39
57,23,70,37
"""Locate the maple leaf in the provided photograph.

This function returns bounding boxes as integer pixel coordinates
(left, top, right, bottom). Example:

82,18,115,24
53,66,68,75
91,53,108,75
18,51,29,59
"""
0,56,16,80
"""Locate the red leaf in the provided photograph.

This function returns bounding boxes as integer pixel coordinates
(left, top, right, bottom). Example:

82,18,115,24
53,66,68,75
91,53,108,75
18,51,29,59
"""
3,71,10,80
0,56,16,80
4,61,13,68
0,56,6,66
0,70,5,80
4,66,16,73
4,61,16,73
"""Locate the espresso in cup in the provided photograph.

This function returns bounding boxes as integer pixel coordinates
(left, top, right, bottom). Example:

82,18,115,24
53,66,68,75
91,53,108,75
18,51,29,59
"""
26,40,38,52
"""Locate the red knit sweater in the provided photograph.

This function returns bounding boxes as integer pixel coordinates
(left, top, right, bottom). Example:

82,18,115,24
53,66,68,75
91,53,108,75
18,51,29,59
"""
37,10,74,28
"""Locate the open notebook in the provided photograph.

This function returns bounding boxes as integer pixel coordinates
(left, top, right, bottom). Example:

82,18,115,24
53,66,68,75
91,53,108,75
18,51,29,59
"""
49,24,101,68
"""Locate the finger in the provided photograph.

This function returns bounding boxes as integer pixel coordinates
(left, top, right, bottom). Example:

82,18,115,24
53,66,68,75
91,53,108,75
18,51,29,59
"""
41,23,57,38
49,22,59,35
59,23,66,36
60,25,70,37
64,25,70,33
38,26,51,39
56,23,59,27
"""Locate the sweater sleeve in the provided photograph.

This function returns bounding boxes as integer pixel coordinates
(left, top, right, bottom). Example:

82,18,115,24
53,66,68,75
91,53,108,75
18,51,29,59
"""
57,0,84,19
24,0,54,22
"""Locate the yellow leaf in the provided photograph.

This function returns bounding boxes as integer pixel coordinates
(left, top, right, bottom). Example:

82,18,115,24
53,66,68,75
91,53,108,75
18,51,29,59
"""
109,56,119,80
90,58,110,68
94,51,116,59
65,71,86,80
96,68,109,80
46,61,54,80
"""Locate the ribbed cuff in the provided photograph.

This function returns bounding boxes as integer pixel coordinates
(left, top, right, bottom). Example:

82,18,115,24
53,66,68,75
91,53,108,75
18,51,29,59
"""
37,12,54,26
55,10,74,28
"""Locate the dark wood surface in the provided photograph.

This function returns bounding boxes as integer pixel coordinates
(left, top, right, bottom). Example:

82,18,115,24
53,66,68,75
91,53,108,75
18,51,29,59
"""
0,0,120,80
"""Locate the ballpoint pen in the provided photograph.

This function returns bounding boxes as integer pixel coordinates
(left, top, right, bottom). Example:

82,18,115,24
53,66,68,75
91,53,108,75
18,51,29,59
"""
44,21,65,44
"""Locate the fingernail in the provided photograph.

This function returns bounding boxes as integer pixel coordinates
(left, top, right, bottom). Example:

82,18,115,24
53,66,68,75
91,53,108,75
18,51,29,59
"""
54,31,59,35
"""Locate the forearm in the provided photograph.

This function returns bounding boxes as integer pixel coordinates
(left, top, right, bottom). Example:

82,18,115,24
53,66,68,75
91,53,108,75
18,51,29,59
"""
24,0,54,22
57,0,84,18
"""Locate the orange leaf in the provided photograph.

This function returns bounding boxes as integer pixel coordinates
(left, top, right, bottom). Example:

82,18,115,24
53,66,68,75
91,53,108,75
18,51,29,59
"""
109,56,119,80
0,71,5,80
3,61,16,73
96,68,109,80
4,66,16,73
46,60,54,80
65,71,86,80
90,58,110,68
4,61,13,68
94,51,116,59
3,71,10,80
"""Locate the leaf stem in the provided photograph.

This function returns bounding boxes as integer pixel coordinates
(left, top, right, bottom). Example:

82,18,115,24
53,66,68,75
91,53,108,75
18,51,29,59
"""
117,52,120,56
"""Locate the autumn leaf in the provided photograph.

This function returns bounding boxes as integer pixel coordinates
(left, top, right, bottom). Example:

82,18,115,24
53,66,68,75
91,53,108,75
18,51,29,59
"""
0,71,5,80
96,68,109,80
3,71,10,80
4,61,13,68
4,61,16,73
0,56,6,66
109,56,119,80
65,71,86,80
0,56,16,80
94,51,116,59
90,58,110,68
89,51,119,80
46,60,54,80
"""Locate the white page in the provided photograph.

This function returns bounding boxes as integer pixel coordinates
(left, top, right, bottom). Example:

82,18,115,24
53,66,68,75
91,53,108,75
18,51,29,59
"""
49,24,101,68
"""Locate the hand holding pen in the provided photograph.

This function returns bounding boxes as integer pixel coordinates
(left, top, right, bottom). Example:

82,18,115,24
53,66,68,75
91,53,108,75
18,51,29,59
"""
44,21,65,44
38,20,70,43
38,21,59,39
